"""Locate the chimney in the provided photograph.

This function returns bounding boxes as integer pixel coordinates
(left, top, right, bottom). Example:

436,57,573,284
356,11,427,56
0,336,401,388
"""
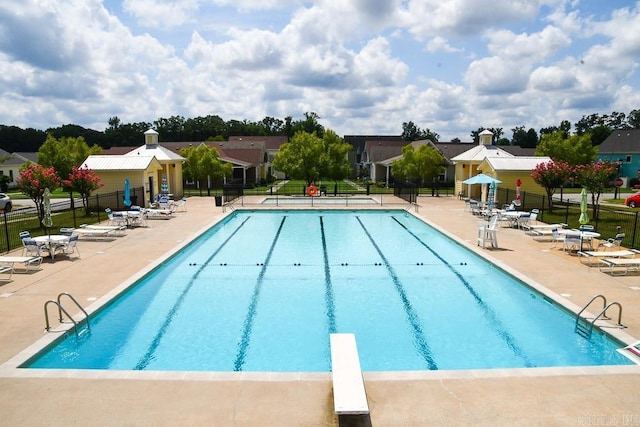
144,129,159,147
479,129,493,146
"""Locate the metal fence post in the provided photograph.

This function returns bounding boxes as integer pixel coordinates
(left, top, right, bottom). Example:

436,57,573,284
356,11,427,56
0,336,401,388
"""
2,210,8,253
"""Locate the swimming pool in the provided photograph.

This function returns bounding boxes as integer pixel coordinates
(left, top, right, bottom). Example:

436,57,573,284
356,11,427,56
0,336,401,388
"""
26,210,633,372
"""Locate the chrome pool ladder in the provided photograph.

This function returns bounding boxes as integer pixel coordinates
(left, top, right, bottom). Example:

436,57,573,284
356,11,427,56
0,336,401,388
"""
44,292,90,336
575,294,623,339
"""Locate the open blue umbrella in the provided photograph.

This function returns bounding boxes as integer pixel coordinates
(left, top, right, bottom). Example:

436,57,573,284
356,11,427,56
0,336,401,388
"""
124,178,131,208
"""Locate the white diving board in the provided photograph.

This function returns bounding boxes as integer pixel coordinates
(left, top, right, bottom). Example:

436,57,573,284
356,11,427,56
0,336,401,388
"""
330,333,370,415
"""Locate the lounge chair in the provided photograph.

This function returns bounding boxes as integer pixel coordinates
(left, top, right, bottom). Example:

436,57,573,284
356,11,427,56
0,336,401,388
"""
80,223,127,236
0,256,43,272
74,227,117,240
524,223,567,236
143,208,175,219
599,257,640,275
0,264,13,282
578,249,639,266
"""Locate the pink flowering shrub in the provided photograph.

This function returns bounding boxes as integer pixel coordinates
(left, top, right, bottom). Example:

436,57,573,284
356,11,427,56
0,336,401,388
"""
63,166,103,215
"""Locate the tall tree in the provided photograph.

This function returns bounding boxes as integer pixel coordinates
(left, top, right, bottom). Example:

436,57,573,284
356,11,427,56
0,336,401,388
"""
37,134,102,183
318,130,352,181
180,144,232,195
535,131,597,165
391,143,447,187
512,126,538,147
272,131,325,184
402,121,439,142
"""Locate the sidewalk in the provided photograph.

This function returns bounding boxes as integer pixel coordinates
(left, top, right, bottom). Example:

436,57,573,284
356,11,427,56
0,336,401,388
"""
0,196,638,426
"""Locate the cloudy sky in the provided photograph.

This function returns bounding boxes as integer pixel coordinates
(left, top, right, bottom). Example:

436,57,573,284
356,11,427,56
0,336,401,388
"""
1,0,639,141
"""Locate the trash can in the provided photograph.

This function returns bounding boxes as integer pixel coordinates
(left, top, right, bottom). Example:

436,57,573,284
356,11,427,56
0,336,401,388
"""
215,195,223,206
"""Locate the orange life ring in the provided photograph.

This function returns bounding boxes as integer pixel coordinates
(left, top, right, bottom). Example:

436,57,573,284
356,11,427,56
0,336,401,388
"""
307,185,318,196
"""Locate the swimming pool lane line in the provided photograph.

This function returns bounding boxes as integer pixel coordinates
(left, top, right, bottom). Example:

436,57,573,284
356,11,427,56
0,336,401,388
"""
233,216,287,371
319,216,337,334
355,216,438,370
133,216,252,370
390,215,533,368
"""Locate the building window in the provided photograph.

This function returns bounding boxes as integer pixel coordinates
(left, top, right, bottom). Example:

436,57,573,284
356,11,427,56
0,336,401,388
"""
626,155,632,163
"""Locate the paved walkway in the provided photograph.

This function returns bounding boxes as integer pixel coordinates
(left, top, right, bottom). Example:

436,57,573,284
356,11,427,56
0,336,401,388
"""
0,196,638,426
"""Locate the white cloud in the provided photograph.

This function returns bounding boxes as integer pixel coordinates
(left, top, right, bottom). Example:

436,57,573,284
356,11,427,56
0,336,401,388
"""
122,0,200,27
426,37,463,54
0,0,638,142
486,26,571,62
465,56,530,95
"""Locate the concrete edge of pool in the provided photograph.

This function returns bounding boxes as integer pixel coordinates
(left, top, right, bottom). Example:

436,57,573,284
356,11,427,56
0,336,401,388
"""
2,205,638,379
1,196,640,426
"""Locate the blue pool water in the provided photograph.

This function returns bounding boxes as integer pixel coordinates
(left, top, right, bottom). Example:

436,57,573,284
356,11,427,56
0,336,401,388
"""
27,210,632,372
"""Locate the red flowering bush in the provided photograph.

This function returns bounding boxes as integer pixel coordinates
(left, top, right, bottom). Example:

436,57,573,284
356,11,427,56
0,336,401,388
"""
531,160,572,211
63,166,103,215
16,164,62,221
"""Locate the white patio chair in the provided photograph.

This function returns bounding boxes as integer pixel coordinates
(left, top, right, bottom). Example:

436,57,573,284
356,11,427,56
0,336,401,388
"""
598,233,625,251
549,228,565,249
22,238,51,258
563,232,582,252
53,235,80,259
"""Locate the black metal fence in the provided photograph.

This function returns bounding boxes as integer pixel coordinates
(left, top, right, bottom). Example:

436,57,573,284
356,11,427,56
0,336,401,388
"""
495,187,639,249
0,186,145,254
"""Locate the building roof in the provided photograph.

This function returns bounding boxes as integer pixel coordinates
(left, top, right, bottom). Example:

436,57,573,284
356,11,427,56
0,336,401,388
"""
81,155,163,171
450,144,514,162
434,141,477,160
124,144,185,162
228,135,288,150
3,152,36,165
479,156,551,172
363,140,409,163
598,129,640,154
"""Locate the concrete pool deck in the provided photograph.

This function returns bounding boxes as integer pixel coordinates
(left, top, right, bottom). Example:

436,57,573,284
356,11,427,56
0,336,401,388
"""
0,195,638,426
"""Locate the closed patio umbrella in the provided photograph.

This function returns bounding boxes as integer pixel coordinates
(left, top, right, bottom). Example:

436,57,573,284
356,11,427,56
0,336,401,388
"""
42,188,53,236
579,188,589,225
124,178,131,208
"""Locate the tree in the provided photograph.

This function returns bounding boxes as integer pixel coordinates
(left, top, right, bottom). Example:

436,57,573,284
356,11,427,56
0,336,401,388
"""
391,143,447,188
531,160,572,211
63,166,103,215
37,134,102,183
180,144,232,195
289,112,324,138
318,130,352,182
535,131,597,165
574,161,618,217
511,126,538,148
272,131,325,185
16,164,62,223
402,121,439,142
